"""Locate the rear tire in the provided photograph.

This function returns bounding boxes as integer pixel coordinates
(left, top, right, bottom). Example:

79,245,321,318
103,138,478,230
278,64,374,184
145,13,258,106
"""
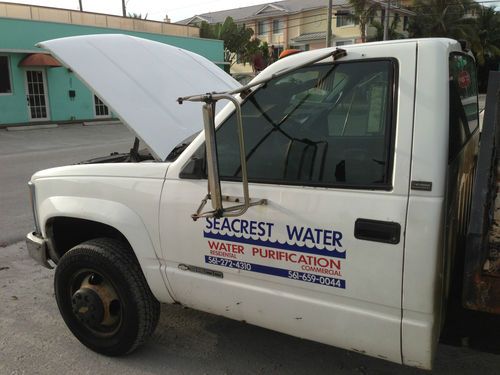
54,238,160,356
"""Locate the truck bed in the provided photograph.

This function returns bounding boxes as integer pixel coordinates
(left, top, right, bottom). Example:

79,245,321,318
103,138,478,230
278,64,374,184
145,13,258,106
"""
486,167,500,276
463,71,500,314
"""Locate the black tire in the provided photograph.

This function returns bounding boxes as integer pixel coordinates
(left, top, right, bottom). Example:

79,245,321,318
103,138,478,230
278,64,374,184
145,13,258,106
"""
54,238,160,356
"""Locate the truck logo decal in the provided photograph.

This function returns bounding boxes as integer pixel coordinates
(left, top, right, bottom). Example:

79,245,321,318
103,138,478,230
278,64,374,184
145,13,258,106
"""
203,218,347,289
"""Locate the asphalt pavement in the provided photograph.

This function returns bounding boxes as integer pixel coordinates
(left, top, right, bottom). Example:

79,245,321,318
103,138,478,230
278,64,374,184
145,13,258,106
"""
0,123,133,245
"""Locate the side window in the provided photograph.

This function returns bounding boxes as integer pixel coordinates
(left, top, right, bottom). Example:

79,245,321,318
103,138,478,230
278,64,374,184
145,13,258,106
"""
0,56,12,94
216,60,396,189
448,53,478,162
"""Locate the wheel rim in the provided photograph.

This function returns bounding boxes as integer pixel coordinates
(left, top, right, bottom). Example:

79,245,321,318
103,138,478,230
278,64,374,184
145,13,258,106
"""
69,270,122,336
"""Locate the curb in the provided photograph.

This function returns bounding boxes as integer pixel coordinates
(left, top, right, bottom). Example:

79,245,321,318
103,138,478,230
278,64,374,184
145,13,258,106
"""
83,120,122,126
6,124,58,131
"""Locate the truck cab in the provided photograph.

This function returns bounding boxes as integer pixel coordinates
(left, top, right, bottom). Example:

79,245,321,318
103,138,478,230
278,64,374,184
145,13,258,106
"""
26,35,481,370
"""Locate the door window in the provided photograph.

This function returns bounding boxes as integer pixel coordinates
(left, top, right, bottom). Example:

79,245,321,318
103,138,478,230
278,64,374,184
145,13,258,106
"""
216,60,396,189
448,53,478,161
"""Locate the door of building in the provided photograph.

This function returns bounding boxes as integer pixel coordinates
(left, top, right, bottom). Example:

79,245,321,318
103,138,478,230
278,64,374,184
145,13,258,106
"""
25,69,50,121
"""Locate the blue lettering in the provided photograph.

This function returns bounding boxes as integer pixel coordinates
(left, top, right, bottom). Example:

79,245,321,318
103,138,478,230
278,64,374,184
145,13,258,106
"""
205,218,214,230
241,220,249,234
287,224,343,248
323,229,333,246
213,218,221,230
257,221,266,237
250,220,258,235
302,228,315,242
333,231,342,247
220,218,231,231
286,225,304,241
231,219,240,233
267,223,274,238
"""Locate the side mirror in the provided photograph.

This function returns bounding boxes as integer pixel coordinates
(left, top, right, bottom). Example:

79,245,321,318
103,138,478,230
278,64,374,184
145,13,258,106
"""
178,93,266,221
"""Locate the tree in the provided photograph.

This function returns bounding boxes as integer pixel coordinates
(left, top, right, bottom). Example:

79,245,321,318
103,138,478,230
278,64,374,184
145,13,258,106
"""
368,13,405,42
468,7,500,66
128,12,148,19
199,17,262,73
348,0,381,42
409,0,500,91
408,0,476,40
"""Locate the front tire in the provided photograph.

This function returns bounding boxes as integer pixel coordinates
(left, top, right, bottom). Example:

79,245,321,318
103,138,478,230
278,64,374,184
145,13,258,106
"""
54,238,160,356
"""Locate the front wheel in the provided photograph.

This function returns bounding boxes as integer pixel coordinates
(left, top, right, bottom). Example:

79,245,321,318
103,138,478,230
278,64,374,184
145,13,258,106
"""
54,238,160,356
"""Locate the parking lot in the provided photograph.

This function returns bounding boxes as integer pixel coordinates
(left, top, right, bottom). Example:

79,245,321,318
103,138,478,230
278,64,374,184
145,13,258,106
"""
1,123,499,374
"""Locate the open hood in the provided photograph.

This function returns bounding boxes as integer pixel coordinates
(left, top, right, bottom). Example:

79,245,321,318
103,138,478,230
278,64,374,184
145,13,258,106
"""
39,34,241,160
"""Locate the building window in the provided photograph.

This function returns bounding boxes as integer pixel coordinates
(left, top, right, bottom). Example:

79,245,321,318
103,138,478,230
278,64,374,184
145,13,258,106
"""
272,19,284,34
335,40,352,46
0,56,12,94
94,95,110,117
336,12,356,27
257,21,269,35
403,16,409,31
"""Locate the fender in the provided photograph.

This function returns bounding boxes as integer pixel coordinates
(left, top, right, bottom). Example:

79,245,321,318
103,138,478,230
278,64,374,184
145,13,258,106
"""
39,196,174,303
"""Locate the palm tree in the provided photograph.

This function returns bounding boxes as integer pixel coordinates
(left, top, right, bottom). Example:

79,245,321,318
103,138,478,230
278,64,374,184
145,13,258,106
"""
408,0,476,40
348,0,381,42
128,12,148,19
469,7,500,65
368,13,405,42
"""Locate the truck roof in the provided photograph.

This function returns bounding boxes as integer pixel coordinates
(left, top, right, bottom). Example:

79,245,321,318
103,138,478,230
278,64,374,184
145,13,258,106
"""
260,38,462,79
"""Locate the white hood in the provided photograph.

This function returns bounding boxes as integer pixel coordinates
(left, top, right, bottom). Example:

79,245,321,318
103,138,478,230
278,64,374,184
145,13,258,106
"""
39,34,241,160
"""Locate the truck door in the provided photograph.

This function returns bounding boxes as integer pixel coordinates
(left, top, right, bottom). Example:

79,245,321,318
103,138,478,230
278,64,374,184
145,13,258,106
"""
160,44,416,363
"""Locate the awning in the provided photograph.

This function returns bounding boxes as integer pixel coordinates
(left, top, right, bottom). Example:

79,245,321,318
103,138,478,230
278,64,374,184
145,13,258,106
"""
291,32,328,44
19,53,62,67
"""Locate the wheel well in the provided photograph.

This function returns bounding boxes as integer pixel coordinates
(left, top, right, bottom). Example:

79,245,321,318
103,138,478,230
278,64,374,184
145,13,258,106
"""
46,217,129,262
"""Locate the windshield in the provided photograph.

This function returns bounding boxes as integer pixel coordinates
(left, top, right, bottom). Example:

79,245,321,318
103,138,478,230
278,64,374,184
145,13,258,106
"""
166,131,201,161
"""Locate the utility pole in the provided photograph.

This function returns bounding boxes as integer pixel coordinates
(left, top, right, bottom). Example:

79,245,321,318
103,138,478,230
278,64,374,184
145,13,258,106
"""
78,0,83,11
383,0,390,41
326,0,333,47
122,0,127,17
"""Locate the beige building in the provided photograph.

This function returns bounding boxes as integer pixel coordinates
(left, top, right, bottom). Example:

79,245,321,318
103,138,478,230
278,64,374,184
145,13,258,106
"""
0,1,199,37
179,0,414,73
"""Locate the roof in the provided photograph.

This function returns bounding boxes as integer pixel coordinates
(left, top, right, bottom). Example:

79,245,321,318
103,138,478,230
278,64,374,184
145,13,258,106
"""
291,32,327,43
177,0,342,25
178,0,415,25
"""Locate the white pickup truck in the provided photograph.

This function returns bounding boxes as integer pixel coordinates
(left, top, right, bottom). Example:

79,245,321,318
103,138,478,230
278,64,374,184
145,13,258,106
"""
26,34,500,370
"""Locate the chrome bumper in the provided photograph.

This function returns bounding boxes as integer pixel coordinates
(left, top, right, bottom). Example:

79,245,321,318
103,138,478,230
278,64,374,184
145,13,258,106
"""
26,232,53,269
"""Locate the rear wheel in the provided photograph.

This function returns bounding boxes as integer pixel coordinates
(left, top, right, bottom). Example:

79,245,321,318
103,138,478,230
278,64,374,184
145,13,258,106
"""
54,238,160,356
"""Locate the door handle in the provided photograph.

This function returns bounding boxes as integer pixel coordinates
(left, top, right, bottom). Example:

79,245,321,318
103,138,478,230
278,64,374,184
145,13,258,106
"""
354,218,401,244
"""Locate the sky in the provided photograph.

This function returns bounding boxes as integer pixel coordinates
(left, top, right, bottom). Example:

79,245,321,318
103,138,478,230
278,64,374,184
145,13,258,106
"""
4,0,500,22
4,0,274,22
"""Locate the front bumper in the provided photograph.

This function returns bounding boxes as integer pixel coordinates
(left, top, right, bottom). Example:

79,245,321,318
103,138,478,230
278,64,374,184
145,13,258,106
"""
26,232,53,269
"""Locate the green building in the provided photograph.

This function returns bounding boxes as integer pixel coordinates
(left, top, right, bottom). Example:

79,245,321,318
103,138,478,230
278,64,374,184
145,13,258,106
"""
0,3,222,127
